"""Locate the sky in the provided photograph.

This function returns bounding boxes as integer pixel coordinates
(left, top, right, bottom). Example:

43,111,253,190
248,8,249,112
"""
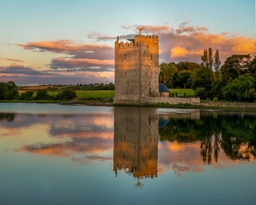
0,0,255,85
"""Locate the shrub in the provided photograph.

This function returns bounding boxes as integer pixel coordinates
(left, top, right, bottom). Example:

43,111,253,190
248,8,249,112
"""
36,89,49,100
195,87,206,99
213,97,218,102
20,91,34,100
57,89,77,100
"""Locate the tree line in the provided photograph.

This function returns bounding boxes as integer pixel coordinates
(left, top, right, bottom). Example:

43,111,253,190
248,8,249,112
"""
0,82,77,101
159,49,256,102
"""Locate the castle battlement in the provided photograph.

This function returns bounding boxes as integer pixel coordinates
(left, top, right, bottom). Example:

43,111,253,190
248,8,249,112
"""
115,34,159,48
134,34,159,40
116,41,135,47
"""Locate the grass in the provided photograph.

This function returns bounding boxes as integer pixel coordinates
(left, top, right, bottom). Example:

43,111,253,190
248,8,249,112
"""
170,89,194,97
20,89,193,99
47,90,115,99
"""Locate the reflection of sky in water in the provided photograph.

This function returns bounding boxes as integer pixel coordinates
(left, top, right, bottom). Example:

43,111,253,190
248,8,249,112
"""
0,104,256,205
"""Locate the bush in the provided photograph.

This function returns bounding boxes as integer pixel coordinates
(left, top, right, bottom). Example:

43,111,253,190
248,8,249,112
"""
0,81,18,100
222,74,256,102
213,97,218,102
36,89,49,100
20,91,34,100
194,87,206,99
57,89,77,100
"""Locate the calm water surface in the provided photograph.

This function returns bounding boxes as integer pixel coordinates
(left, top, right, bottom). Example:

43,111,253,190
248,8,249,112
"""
0,103,256,205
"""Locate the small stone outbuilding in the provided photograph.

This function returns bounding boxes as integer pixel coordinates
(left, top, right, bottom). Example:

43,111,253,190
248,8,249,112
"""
159,83,170,97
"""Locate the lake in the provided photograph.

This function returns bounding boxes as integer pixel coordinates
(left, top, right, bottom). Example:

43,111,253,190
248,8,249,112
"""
0,103,256,205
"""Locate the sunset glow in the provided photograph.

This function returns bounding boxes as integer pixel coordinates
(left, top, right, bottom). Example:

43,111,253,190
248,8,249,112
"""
0,0,255,85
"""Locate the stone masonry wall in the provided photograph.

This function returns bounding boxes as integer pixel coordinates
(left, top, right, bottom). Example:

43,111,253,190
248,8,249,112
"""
114,35,159,103
140,97,200,105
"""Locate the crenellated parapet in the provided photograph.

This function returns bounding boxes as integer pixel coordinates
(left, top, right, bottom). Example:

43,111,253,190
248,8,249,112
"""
134,34,159,40
115,35,159,48
115,41,135,48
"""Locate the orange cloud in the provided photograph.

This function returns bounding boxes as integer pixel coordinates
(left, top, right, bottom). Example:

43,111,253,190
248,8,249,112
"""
170,46,203,58
120,21,256,63
17,40,112,54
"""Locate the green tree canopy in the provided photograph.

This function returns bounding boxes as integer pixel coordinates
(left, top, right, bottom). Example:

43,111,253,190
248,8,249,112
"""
58,89,77,100
0,81,18,100
177,70,191,88
176,61,200,71
222,73,256,102
35,89,49,100
159,63,178,88
220,54,251,83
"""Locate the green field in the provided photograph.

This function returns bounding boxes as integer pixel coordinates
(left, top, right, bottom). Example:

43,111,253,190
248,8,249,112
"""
169,89,195,97
48,90,115,99
47,89,194,99
28,89,193,99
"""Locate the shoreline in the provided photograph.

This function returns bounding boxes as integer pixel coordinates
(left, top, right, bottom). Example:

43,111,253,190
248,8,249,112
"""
2,100,256,110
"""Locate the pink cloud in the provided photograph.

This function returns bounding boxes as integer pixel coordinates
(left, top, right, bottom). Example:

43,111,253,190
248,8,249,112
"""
118,22,256,63
17,40,113,56
0,63,114,85
50,58,114,70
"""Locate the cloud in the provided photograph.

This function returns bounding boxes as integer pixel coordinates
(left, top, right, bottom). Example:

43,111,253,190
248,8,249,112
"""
50,58,114,71
4,21,255,85
0,64,46,75
1,57,24,62
88,33,116,41
122,24,171,34
16,40,115,74
170,46,203,58
0,63,114,85
17,40,114,59
117,21,256,63
88,33,135,42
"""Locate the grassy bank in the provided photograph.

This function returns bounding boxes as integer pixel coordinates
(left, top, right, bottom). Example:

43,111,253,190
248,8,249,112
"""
170,89,194,97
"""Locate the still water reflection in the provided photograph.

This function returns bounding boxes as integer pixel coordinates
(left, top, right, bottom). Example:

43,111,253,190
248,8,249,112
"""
0,103,256,205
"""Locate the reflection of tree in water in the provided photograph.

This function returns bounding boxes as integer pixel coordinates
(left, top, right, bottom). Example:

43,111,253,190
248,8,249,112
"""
0,113,16,122
200,134,221,164
220,115,256,160
158,113,256,163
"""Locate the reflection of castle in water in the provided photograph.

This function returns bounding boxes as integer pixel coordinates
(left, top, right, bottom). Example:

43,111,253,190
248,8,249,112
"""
113,107,159,179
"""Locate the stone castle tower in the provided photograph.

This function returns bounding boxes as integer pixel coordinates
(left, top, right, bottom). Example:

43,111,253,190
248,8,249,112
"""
114,34,159,104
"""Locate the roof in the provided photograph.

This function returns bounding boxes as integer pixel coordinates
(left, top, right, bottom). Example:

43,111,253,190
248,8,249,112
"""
158,118,170,128
159,83,170,93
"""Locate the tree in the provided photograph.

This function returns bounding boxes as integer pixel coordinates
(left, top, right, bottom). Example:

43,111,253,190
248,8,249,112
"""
0,81,18,100
0,82,9,100
190,66,214,92
177,70,191,88
201,48,220,71
59,89,77,100
222,74,256,102
220,54,251,83
201,49,208,68
35,89,49,100
176,61,200,71
214,49,221,71
248,56,256,75
159,63,178,88
208,48,213,69
20,90,34,100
